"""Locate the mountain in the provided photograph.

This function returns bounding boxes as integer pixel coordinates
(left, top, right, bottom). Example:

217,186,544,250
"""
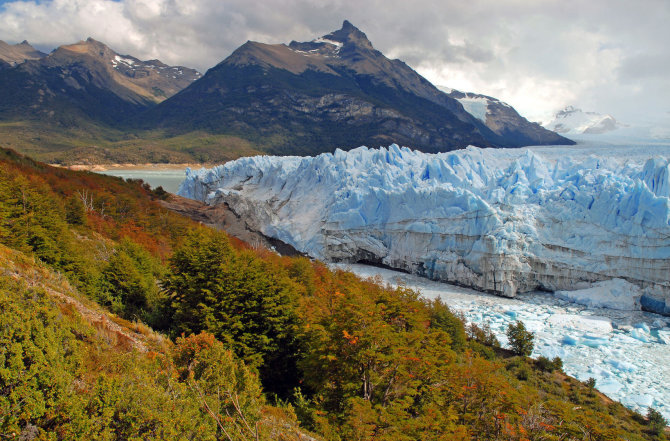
0,39,46,65
0,38,200,126
141,21,573,155
442,88,570,146
545,106,621,135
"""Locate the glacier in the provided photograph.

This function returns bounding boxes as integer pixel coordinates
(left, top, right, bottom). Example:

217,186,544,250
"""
178,144,670,314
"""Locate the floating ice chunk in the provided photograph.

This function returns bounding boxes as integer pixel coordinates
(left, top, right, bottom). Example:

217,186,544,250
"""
555,279,641,311
547,314,613,333
598,378,625,394
607,359,638,372
652,318,668,329
659,329,670,345
581,334,609,348
504,310,517,319
634,322,651,333
562,335,578,345
630,328,650,343
626,394,654,409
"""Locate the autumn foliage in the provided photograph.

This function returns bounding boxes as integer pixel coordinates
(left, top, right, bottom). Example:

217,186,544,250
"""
0,148,664,440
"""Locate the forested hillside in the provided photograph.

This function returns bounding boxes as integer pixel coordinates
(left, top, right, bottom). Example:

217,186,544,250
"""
0,147,665,440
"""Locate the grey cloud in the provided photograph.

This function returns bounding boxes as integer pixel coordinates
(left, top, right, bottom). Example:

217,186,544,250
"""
0,0,668,129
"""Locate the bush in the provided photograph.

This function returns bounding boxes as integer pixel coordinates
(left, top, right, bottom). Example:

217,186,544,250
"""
467,322,500,347
506,320,534,356
647,407,668,436
536,355,563,372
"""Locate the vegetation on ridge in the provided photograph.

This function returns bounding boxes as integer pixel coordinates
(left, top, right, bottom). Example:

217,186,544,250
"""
0,147,665,440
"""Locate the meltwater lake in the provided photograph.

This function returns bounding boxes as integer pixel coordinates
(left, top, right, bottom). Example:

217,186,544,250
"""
97,167,189,193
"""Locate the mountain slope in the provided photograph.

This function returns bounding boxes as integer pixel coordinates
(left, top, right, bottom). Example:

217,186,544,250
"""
0,39,46,65
444,88,571,146
0,38,200,126
141,21,573,155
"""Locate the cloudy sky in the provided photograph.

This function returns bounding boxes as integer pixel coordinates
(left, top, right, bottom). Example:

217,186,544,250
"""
1,0,668,132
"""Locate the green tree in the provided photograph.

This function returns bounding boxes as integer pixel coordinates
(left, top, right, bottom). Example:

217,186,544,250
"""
65,195,87,225
506,320,534,356
429,298,467,351
173,332,264,440
164,228,302,397
101,239,163,321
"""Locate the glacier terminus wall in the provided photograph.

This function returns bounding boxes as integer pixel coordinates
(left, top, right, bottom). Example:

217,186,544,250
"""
179,144,670,315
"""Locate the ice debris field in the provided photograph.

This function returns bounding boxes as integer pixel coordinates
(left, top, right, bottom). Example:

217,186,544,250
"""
338,263,670,420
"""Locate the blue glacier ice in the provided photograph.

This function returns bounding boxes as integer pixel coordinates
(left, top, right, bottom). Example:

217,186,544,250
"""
179,144,670,313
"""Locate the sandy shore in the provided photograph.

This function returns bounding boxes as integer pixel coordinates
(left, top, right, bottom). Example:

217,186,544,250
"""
50,163,208,171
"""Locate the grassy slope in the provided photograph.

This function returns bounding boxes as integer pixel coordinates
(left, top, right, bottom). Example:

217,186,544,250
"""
0,121,262,165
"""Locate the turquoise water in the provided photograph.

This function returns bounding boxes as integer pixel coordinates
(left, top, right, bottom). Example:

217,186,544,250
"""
97,169,188,194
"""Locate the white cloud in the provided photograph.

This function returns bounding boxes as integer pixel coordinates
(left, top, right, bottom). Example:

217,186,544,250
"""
0,0,668,130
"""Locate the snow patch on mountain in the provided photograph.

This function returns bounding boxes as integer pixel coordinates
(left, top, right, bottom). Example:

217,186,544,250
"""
456,95,489,122
179,144,670,314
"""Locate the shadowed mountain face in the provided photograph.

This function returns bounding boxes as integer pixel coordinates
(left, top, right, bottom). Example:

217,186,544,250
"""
0,38,200,126
444,89,572,146
140,21,573,154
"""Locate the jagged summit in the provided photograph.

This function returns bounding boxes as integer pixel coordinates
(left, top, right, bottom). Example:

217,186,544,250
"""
322,20,374,50
0,36,201,126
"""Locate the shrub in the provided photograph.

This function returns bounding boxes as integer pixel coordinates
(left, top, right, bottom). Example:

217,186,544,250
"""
467,322,500,347
536,355,563,372
647,407,668,436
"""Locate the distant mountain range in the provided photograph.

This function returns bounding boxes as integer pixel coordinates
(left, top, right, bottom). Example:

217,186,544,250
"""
0,21,573,162
0,38,200,126
440,88,568,147
544,106,622,135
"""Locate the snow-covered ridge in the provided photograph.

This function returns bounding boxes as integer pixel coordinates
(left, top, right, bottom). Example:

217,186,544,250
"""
545,106,621,135
179,145,670,314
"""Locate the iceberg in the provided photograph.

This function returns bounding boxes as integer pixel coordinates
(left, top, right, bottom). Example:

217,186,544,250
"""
179,144,670,314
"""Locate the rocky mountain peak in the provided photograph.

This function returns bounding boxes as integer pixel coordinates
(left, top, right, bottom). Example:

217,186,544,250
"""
323,20,374,50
